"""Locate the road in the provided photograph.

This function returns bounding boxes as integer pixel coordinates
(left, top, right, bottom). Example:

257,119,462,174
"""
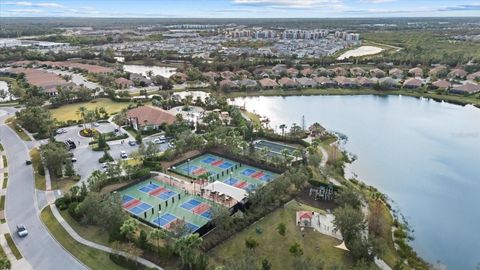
0,109,87,270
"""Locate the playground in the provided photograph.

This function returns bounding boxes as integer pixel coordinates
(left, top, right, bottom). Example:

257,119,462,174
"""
170,153,278,192
119,179,215,233
253,139,300,159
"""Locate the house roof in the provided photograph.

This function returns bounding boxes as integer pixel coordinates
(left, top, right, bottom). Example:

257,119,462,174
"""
126,105,176,126
389,68,403,76
408,67,423,76
403,78,423,87
278,77,298,86
114,77,133,85
356,76,375,86
314,76,336,85
432,79,451,89
448,68,467,78
467,71,480,81
451,83,480,94
259,78,279,88
297,77,317,86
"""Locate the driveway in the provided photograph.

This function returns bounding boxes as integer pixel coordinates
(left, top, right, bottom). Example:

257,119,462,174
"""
0,108,86,270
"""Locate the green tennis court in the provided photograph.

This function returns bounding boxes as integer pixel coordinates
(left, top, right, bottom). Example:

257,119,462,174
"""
171,153,278,192
119,179,215,233
254,139,300,159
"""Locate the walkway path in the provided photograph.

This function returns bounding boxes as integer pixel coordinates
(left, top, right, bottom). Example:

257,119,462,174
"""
49,205,163,270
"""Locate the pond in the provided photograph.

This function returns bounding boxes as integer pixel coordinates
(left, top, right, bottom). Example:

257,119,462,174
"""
123,64,177,78
231,95,480,269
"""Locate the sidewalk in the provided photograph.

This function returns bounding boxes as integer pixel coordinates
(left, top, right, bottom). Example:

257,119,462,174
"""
49,205,163,270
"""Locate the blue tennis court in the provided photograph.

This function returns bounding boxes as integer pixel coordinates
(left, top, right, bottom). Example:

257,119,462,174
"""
182,165,199,174
260,174,272,181
202,157,216,164
158,190,177,201
138,183,160,193
129,202,152,215
241,168,256,176
201,210,212,219
180,198,202,211
152,213,177,228
122,194,134,204
186,223,200,232
218,162,234,169
223,178,238,185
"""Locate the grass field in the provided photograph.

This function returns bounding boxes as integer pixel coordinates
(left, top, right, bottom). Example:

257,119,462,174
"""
209,201,355,269
30,148,46,190
49,98,130,122
6,119,31,141
40,206,128,270
4,233,22,260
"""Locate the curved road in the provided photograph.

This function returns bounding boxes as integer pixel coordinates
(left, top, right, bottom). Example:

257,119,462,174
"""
0,108,87,270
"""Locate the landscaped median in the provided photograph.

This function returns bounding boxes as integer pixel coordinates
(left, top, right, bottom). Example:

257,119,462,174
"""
40,206,129,270
4,234,22,260
5,118,31,142
30,148,46,190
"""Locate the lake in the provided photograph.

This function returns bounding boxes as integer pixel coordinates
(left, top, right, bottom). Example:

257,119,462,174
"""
231,95,480,269
123,64,177,78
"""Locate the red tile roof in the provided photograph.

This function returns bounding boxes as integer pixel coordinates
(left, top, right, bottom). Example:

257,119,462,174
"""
126,106,176,127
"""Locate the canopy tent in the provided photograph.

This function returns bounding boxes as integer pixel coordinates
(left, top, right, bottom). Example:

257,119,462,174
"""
203,181,248,202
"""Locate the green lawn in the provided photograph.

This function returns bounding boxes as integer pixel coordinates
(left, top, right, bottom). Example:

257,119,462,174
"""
1,156,6,169
2,178,7,189
4,233,22,260
0,196,5,211
0,144,4,151
209,201,355,269
49,98,130,122
59,210,111,247
30,149,46,190
40,206,128,270
6,120,31,141
50,176,78,193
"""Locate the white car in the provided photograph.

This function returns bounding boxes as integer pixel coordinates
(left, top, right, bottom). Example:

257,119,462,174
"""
120,151,128,159
17,224,28,238
56,128,66,134
153,138,162,144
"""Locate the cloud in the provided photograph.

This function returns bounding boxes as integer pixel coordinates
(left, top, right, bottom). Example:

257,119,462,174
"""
3,1,64,8
360,0,395,3
6,8,45,13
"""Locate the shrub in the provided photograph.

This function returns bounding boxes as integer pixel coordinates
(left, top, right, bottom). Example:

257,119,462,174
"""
55,197,69,210
37,162,45,176
67,201,82,221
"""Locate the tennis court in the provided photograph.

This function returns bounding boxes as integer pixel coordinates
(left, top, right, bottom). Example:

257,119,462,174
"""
119,179,215,233
171,153,278,192
254,139,300,159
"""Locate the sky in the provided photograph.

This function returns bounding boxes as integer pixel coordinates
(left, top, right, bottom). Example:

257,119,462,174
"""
1,0,480,18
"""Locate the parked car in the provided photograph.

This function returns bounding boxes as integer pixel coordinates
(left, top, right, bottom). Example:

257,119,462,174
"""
153,138,162,144
16,224,28,237
56,128,66,134
120,151,128,159
65,139,76,150
70,157,77,163
93,122,100,127
25,160,32,165
128,140,136,146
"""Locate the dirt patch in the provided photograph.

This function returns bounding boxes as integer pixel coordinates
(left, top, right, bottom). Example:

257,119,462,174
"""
160,150,202,169
296,188,338,211
100,180,137,194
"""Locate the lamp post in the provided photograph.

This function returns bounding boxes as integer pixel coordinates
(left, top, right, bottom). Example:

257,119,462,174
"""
157,210,162,228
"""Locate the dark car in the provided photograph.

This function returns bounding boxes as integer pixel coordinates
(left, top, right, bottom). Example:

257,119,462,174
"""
25,160,32,165
65,139,76,150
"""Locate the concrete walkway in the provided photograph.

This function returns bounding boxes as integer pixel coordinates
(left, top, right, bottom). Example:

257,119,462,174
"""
49,205,163,270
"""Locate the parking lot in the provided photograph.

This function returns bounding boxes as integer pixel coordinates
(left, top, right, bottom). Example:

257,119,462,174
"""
49,122,172,183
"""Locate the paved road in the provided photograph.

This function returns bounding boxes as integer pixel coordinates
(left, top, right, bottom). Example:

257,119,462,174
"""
0,110,87,270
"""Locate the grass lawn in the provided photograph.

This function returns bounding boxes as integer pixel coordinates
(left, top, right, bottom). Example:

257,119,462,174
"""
51,177,78,193
59,210,111,247
0,196,4,211
49,98,130,122
4,233,22,259
40,206,128,270
30,149,46,190
2,178,7,189
209,200,355,269
2,156,6,169
0,144,3,151
5,118,31,141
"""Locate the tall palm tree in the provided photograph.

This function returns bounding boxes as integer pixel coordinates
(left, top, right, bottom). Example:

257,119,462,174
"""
76,106,87,129
279,124,287,138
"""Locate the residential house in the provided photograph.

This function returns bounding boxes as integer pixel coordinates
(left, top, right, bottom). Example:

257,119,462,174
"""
129,73,152,86
316,67,334,77
300,68,315,77
408,67,423,78
203,71,220,81
278,77,299,89
314,76,337,88
467,71,480,81
331,67,348,76
389,68,404,79
370,68,386,78
271,64,287,76
219,79,239,91
259,78,279,89
171,72,188,84
235,69,251,78
449,83,480,94
350,67,366,77
114,77,134,89
428,65,447,78
335,76,358,88
403,78,423,89
126,105,176,131
220,70,235,80
297,77,317,88
448,68,467,80
431,79,451,90
287,68,299,77
236,79,258,90
356,77,376,88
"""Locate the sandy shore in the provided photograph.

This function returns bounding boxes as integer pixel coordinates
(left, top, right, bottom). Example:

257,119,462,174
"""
337,46,383,60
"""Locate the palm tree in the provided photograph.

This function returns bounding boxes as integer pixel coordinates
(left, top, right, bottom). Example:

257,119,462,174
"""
174,234,203,270
76,106,87,129
279,124,287,138
149,229,167,254
146,70,154,78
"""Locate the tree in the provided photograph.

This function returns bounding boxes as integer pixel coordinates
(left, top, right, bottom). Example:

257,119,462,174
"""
261,258,272,270
276,223,287,236
138,229,149,249
335,188,362,209
333,205,366,244
76,106,87,129
135,132,142,144
16,106,55,138
289,242,303,257
64,159,75,177
41,141,68,177
279,124,287,137
97,133,107,150
245,237,259,250
149,228,167,253
0,256,11,270
173,234,203,270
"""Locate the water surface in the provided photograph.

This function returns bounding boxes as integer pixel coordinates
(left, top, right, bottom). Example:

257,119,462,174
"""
123,64,176,78
232,95,480,269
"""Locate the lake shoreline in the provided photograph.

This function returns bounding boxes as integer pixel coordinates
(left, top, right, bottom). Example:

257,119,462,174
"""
220,88,480,108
